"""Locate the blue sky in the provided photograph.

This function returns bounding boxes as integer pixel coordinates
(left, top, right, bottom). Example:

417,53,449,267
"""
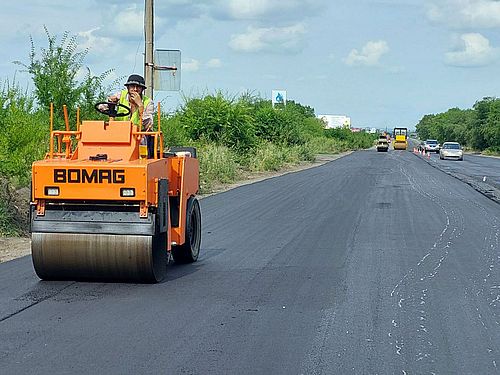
2,0,500,130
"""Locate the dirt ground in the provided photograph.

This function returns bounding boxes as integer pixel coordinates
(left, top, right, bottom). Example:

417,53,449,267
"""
0,153,347,264
0,237,32,263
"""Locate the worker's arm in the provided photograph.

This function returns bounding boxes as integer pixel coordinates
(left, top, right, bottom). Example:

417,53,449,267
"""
141,100,154,130
129,92,154,130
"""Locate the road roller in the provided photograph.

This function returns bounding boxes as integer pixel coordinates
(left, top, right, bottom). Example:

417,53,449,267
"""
30,103,201,283
393,127,408,150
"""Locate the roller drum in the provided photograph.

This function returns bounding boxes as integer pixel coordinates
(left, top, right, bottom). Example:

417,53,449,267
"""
32,232,167,283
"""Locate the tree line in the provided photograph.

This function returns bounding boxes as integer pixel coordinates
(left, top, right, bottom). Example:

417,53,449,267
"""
416,97,500,152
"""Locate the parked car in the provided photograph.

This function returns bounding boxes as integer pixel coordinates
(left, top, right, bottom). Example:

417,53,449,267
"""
424,139,440,153
439,142,463,160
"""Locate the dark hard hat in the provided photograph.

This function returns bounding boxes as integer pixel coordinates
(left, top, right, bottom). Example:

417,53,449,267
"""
124,74,146,88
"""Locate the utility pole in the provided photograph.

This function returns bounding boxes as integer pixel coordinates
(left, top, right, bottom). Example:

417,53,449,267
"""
144,0,154,99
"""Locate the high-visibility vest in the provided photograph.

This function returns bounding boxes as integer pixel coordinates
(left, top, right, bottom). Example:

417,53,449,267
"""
117,89,151,125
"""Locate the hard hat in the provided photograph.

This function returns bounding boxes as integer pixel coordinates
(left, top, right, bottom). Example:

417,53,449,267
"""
124,74,146,88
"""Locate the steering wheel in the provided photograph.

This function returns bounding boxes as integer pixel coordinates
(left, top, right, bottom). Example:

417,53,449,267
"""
94,102,131,118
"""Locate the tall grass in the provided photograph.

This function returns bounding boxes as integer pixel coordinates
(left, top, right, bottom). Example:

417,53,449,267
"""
244,141,316,172
305,136,350,154
197,143,240,193
246,142,289,172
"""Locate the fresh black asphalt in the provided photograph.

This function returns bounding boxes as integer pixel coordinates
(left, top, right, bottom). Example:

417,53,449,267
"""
1,149,499,374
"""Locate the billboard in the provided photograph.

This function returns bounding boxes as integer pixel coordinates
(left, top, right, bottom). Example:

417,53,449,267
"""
317,114,351,129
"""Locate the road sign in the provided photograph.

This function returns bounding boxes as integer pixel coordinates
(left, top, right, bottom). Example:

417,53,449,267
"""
154,49,181,91
272,90,287,107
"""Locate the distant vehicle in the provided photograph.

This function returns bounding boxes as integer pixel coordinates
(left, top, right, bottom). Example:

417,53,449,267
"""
418,141,425,151
424,139,440,153
376,137,389,152
439,142,463,161
393,127,408,150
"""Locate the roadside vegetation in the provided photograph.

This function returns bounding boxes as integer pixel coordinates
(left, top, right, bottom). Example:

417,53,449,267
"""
416,97,500,154
0,29,375,235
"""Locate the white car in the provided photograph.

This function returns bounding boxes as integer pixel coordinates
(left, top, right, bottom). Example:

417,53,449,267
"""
439,142,463,161
424,139,440,153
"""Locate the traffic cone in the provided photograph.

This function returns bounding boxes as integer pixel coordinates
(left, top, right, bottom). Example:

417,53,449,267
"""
427,152,431,159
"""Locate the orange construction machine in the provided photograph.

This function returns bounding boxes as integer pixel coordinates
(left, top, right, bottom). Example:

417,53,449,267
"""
30,102,201,283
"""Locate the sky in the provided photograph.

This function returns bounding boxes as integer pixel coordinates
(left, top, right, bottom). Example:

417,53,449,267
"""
2,0,500,130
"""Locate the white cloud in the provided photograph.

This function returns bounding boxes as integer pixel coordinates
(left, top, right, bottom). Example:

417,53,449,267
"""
153,0,325,23
182,58,200,72
78,28,115,55
427,0,500,28
103,5,144,39
344,40,389,66
206,58,222,68
229,24,306,53
222,0,323,20
445,33,497,66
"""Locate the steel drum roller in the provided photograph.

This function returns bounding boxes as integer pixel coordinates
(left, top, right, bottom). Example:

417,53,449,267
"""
32,232,166,282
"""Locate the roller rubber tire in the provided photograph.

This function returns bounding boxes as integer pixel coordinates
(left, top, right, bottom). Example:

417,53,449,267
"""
172,197,201,263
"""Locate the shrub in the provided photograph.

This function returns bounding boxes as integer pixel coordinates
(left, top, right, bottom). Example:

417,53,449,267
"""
179,92,256,151
253,102,306,146
483,146,500,155
161,113,191,147
324,128,375,149
305,136,347,154
292,143,316,161
0,82,47,186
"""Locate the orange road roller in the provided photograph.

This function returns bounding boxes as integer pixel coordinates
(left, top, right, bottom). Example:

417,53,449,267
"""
30,103,201,283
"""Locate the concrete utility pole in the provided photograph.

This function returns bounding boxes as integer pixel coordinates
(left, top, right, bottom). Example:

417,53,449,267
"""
144,0,154,99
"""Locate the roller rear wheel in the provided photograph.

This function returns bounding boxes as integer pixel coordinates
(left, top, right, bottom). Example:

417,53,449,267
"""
172,197,201,263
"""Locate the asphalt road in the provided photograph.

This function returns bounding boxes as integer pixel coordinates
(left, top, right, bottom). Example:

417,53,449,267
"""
1,149,500,374
409,138,500,184
411,143,500,202
435,153,500,188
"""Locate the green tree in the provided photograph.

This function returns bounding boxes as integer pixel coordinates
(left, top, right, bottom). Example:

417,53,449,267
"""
416,108,474,148
470,97,494,150
14,26,117,128
415,114,435,140
483,99,500,150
